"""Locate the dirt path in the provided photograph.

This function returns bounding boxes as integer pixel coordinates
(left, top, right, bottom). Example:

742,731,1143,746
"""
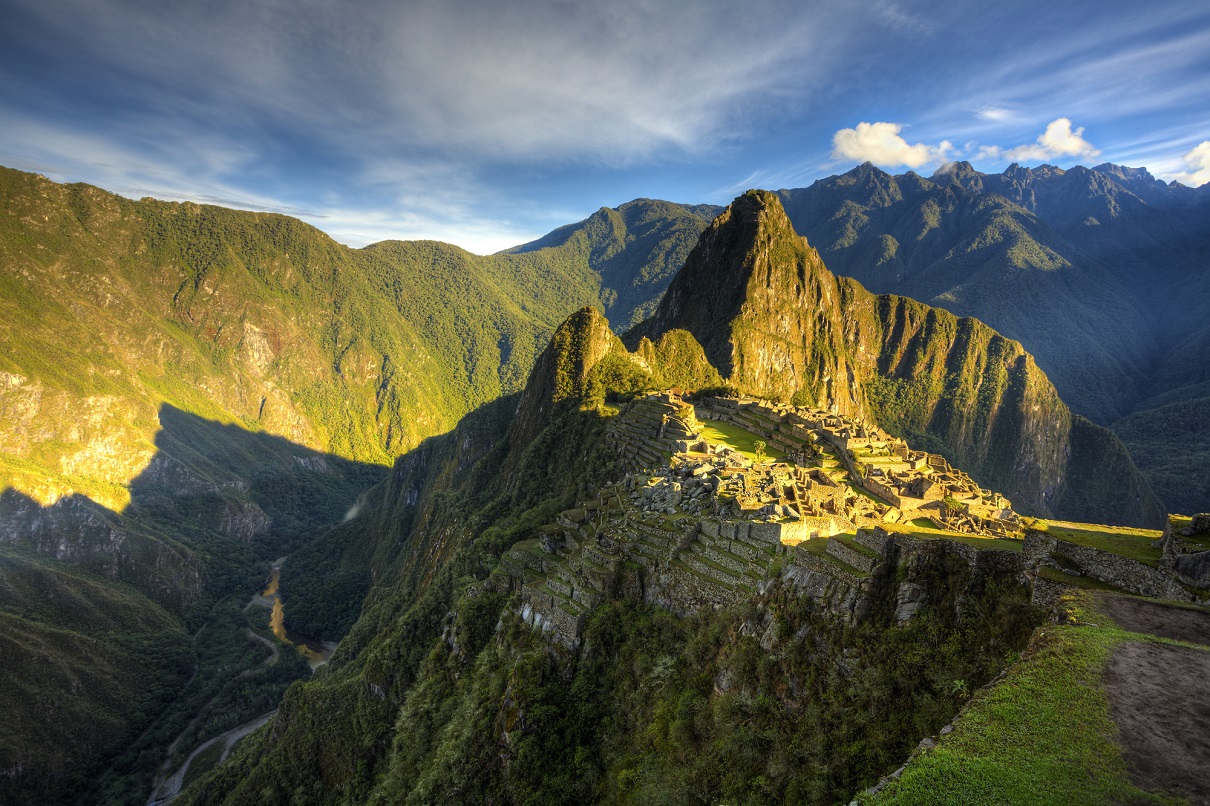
1097,594,1210,646
1098,594,1210,805
147,710,276,805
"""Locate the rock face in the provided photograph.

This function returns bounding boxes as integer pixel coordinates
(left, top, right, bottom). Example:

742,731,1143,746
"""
639,190,1162,526
645,192,862,413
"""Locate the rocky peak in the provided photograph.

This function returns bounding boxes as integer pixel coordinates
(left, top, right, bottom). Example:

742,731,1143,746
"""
644,190,862,413
509,306,620,449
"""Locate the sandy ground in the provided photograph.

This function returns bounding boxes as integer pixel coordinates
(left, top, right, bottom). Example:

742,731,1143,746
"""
1099,595,1210,805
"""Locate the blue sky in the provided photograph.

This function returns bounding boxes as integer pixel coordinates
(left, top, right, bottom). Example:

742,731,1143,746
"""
2,0,1208,253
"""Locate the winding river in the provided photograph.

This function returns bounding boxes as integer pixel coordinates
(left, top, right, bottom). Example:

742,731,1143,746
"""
257,557,337,669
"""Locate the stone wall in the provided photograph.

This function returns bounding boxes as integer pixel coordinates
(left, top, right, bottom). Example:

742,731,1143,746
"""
1029,572,1074,610
644,563,742,616
1159,515,1210,588
519,591,583,649
781,551,867,623
826,538,877,573
1023,530,1192,601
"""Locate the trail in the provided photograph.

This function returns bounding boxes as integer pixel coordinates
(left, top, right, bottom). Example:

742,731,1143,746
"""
146,710,277,805
145,579,283,805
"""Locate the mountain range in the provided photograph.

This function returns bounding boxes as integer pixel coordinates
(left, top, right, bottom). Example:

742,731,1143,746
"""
0,161,1205,803
776,161,1210,515
165,188,1204,804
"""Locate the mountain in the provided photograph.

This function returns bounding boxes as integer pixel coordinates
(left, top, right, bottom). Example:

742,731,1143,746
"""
637,190,1161,526
508,198,722,329
177,209,1192,803
775,161,1210,513
0,164,1195,802
0,166,706,803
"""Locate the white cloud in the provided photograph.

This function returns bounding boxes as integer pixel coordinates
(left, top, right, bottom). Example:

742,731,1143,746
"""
831,122,951,169
1002,118,1100,163
1165,140,1210,187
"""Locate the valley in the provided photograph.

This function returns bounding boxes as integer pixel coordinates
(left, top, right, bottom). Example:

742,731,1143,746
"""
1,168,1207,805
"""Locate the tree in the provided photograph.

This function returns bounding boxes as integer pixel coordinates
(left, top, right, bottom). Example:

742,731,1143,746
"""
753,440,767,463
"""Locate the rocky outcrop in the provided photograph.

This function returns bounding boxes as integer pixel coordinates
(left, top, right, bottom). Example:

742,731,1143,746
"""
508,306,624,453
0,488,205,612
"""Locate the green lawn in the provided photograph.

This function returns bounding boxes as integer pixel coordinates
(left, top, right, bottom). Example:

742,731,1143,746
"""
698,419,786,462
867,592,1179,805
1028,519,1163,566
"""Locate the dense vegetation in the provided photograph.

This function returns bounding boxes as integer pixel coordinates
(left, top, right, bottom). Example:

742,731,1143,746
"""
0,166,709,802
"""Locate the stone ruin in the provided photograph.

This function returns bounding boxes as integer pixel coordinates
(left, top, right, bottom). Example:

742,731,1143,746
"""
1160,514,1210,589
500,392,1207,649
499,390,1035,648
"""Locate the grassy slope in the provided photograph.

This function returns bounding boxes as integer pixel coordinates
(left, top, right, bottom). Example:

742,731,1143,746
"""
866,591,1190,805
507,198,719,330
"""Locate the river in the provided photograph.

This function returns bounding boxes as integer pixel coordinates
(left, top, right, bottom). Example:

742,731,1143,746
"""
146,558,337,803
256,557,337,669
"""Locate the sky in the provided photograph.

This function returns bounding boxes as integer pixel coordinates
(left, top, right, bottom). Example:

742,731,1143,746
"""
2,0,1209,254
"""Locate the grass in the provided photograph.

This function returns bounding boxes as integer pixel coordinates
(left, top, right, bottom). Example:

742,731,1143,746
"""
866,591,1181,805
697,419,786,462
794,535,870,578
1028,519,1163,566
832,532,879,559
884,521,1025,553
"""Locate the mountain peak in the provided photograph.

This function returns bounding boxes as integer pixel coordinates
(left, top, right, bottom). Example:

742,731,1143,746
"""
643,190,859,410
510,306,619,450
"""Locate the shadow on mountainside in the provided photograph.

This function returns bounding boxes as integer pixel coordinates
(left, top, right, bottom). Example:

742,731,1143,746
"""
0,405,391,805
1,404,390,615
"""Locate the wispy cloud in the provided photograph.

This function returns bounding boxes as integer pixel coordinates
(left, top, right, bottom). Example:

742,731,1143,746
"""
2,0,1208,246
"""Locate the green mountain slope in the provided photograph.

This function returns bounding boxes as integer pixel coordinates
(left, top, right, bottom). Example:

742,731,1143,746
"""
509,198,722,329
176,303,1052,805
0,166,703,803
176,196,1177,805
